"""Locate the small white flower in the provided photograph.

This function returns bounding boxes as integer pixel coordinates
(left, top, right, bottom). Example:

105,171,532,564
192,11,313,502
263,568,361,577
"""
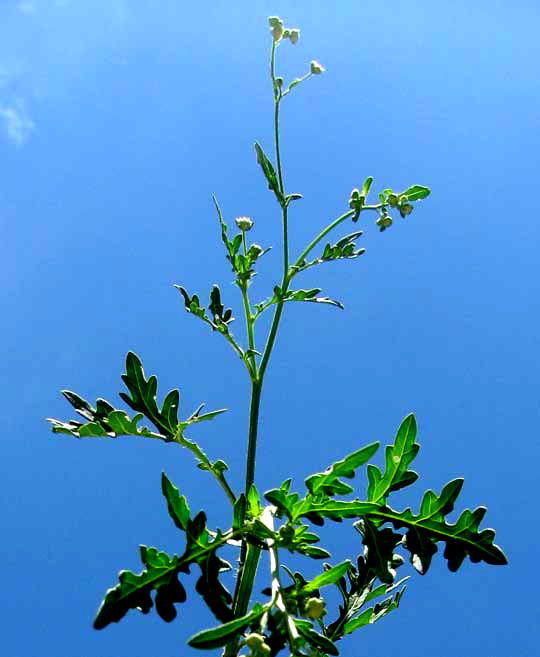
235,216,254,232
310,60,325,74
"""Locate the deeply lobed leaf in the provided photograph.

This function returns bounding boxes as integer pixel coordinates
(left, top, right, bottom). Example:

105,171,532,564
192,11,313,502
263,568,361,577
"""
48,392,158,440
294,231,366,274
367,414,419,503
95,475,236,630
255,286,344,317
119,352,180,437
368,494,507,573
93,547,186,629
305,442,379,497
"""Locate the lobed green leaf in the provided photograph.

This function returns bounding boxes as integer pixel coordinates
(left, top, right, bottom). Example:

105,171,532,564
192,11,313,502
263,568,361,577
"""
342,585,406,635
367,414,419,503
366,481,507,573
355,519,403,584
93,547,186,629
293,231,365,275
48,394,157,440
255,286,344,317
119,352,179,437
305,442,379,497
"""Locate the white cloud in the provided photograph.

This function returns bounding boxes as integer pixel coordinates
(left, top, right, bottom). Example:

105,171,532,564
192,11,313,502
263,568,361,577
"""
0,100,34,146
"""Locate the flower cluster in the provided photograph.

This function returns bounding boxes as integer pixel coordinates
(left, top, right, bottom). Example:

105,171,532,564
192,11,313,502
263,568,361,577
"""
268,16,300,44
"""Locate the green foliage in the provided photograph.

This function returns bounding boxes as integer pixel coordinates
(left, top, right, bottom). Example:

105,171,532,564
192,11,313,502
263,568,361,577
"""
48,391,155,439
176,284,234,330
305,443,379,497
367,414,419,503
119,351,180,436
48,352,226,442
368,483,507,573
188,604,266,649
255,286,344,318
255,141,284,205
94,473,235,630
302,561,351,593
294,619,339,656
325,555,409,641
47,14,505,657
93,546,187,629
401,184,431,201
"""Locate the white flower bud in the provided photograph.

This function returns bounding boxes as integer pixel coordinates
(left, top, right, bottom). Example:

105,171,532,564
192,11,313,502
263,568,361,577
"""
310,60,325,74
376,215,393,230
248,244,264,259
289,29,300,44
272,25,283,41
304,596,326,619
387,194,398,207
235,216,254,232
245,633,265,649
268,16,283,28
268,17,284,42
245,633,271,656
400,203,413,217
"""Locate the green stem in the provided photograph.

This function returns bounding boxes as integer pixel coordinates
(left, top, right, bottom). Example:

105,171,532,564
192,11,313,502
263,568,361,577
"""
226,381,263,654
220,327,248,363
282,71,313,97
175,430,236,505
226,37,292,657
291,203,384,275
271,42,288,278
274,96,284,195
240,234,257,379
215,471,237,506
255,38,292,383
244,379,262,493
292,209,355,271
240,285,257,378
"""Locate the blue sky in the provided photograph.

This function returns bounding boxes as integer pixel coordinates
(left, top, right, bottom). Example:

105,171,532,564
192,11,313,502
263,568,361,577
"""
2,1,539,656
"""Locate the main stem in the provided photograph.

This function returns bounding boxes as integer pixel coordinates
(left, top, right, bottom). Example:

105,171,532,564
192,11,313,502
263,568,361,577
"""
244,379,262,495
225,40,290,656
244,38,289,501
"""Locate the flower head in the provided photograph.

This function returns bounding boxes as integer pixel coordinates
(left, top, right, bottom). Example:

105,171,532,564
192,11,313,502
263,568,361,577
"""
304,596,326,619
268,16,284,42
289,28,300,44
235,216,254,232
